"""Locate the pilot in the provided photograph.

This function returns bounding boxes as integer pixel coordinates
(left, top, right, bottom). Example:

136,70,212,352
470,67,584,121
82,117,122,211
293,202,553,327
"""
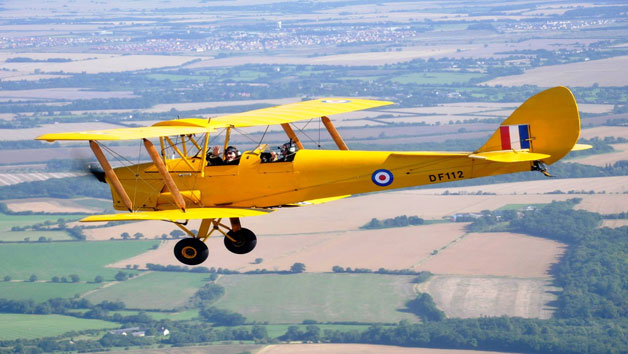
273,141,297,162
207,145,240,165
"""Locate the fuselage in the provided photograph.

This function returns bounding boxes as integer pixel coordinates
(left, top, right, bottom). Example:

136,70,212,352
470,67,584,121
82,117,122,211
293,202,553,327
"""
109,149,531,211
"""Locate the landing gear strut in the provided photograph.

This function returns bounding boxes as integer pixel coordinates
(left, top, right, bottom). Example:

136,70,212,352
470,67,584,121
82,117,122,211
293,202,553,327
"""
171,217,258,265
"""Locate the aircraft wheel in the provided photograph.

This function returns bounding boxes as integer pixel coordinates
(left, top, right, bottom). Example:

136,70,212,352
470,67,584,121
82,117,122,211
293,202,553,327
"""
174,238,209,265
224,228,257,254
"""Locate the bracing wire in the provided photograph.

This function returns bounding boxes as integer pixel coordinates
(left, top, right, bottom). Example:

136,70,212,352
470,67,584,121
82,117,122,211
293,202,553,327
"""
132,139,142,211
318,117,321,149
256,125,270,149
291,121,320,147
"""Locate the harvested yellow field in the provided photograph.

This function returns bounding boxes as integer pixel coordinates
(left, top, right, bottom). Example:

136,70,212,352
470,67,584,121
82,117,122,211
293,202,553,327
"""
108,223,468,272
3,198,106,214
258,344,509,354
415,232,566,277
110,344,262,354
577,103,615,114
414,176,628,195
580,126,628,140
483,56,628,87
0,172,82,186
419,275,559,319
187,47,462,67
0,88,135,100
601,219,628,228
143,98,299,113
0,74,70,81
101,343,512,354
2,55,200,74
0,122,122,141
83,220,180,241
570,143,628,166
0,53,114,61
391,102,518,116
575,194,628,214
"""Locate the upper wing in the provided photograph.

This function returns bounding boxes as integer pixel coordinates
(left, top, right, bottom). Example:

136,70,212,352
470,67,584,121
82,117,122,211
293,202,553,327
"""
206,98,393,127
36,98,392,142
81,207,272,222
36,125,213,142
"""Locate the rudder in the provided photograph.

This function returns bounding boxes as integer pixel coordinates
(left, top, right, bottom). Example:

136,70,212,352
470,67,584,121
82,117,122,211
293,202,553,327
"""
476,86,581,165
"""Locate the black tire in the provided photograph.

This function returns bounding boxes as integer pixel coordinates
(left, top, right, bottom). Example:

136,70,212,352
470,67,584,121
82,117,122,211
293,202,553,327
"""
224,228,257,254
174,238,209,265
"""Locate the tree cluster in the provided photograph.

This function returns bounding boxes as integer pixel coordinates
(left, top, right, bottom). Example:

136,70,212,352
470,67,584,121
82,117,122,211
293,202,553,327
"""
405,293,446,322
360,215,424,230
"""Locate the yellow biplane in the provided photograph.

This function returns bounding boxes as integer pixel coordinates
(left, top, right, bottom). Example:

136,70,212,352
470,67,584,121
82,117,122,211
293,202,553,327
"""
36,86,589,265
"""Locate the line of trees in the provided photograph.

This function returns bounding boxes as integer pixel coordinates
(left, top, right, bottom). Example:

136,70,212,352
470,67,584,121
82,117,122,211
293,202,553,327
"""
360,215,424,230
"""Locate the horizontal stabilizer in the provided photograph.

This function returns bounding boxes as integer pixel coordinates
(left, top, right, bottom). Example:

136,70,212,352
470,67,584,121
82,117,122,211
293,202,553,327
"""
468,151,551,163
81,207,272,222
571,143,593,151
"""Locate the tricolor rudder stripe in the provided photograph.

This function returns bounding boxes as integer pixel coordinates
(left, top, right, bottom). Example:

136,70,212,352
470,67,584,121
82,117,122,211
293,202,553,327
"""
499,124,530,150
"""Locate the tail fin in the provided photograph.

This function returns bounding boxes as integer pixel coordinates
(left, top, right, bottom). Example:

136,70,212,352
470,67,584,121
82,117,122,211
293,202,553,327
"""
475,86,581,165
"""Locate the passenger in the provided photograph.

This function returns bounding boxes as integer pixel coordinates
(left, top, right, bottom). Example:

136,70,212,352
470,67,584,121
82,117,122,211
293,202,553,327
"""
207,145,240,165
273,142,297,162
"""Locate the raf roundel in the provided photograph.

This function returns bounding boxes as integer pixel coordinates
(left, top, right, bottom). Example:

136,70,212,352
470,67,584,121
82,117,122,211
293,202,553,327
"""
371,169,394,187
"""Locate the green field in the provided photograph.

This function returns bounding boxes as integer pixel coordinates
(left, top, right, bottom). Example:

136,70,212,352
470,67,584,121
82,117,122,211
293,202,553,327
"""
0,313,118,340
225,70,267,82
105,309,200,321
148,309,199,321
72,198,112,211
0,230,72,242
0,281,102,302
391,72,485,85
497,203,548,211
0,213,86,231
214,273,418,324
147,74,213,82
84,271,211,310
0,240,158,281
216,324,373,338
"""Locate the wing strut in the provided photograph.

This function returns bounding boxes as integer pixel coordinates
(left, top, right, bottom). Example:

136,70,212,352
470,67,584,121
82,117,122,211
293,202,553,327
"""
321,116,348,150
281,123,304,150
143,139,187,211
89,141,133,212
